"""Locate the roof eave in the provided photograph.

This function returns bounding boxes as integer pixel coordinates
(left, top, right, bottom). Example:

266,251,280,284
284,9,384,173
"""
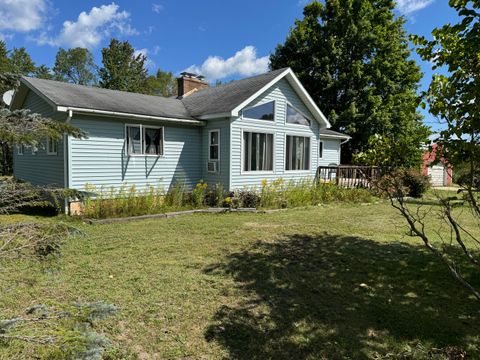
57,106,206,126
320,134,351,140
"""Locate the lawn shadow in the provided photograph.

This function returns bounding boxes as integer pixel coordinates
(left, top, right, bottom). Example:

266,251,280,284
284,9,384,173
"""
204,233,479,359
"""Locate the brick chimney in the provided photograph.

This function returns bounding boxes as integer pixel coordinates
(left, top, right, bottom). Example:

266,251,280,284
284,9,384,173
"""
177,72,209,97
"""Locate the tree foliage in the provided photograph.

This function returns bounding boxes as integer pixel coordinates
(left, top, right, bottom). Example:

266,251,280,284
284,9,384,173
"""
53,47,97,85
145,68,178,97
376,0,480,302
9,47,36,76
270,0,430,164
412,0,480,206
98,39,148,93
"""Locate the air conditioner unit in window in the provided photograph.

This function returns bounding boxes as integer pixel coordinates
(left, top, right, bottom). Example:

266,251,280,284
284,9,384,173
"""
207,161,218,173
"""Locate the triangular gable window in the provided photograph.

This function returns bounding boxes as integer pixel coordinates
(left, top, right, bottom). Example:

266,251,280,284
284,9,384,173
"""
286,104,310,126
242,101,274,121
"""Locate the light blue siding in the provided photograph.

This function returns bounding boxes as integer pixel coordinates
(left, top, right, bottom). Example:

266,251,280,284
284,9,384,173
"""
13,90,65,186
68,116,202,192
319,138,342,166
200,118,230,189
230,78,325,189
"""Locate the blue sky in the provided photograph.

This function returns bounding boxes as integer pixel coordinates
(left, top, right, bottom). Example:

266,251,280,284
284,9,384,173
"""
0,0,458,131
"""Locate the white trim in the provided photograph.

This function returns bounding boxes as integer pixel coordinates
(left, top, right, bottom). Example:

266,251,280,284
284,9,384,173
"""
57,106,205,127
46,137,58,155
231,68,331,128
125,124,165,157
284,133,312,172
241,100,276,123
240,129,276,175
17,144,24,155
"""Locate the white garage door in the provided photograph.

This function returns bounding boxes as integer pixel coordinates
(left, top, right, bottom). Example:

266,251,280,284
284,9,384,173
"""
428,164,446,186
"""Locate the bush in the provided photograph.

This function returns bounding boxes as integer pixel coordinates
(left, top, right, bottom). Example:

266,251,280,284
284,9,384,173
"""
401,169,431,198
375,169,431,199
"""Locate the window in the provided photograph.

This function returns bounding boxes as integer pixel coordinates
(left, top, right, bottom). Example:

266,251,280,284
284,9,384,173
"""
17,144,24,155
319,141,324,158
47,137,58,155
126,125,164,156
242,101,275,121
286,104,310,126
286,135,310,171
243,131,274,172
209,130,220,161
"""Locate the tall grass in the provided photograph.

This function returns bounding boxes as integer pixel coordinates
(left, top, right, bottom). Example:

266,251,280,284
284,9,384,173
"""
81,178,376,219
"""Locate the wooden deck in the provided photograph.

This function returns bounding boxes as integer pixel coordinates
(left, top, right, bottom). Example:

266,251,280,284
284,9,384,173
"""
316,165,385,188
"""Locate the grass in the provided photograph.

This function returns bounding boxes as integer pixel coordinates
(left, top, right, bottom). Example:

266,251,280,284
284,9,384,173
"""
0,201,479,359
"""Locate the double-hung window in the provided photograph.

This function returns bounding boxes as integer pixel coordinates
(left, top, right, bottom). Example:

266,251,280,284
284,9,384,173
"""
126,125,164,156
209,130,220,161
243,131,274,172
46,137,58,155
285,135,310,171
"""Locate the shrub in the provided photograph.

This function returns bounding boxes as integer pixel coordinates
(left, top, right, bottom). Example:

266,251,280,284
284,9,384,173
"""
206,183,226,207
401,169,431,198
234,190,261,208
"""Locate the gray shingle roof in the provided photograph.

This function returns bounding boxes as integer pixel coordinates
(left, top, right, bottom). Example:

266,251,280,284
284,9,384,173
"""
20,77,194,120
320,129,350,138
19,68,349,140
181,68,289,117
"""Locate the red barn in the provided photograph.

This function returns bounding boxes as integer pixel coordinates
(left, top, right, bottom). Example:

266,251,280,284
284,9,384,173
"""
422,144,453,187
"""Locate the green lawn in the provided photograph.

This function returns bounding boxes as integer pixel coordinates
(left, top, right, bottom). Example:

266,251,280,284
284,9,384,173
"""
1,201,479,359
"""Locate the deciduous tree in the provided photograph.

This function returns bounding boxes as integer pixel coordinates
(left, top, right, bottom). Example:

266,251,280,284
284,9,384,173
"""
270,0,429,164
53,47,97,85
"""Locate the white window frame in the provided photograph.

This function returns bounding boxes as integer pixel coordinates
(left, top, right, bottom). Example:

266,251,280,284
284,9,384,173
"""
319,140,324,159
240,129,276,174
285,101,312,127
284,133,312,172
46,137,58,155
208,129,220,162
17,144,24,155
125,124,164,157
241,100,276,123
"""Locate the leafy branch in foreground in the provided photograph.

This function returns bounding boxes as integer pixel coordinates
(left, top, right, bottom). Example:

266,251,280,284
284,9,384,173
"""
0,302,117,359
0,108,87,147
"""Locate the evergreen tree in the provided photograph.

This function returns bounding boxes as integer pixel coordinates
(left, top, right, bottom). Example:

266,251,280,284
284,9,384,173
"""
34,65,53,80
270,0,429,165
0,41,11,74
9,47,35,76
98,39,148,93
53,47,97,85
145,68,178,97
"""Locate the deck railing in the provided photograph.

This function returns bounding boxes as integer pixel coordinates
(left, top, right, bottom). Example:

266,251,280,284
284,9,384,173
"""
316,165,387,188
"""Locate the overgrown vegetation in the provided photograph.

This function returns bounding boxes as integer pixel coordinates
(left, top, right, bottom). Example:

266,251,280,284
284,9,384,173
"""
81,179,375,219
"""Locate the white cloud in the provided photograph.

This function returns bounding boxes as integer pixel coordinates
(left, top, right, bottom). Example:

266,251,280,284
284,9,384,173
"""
396,0,434,15
37,2,138,48
134,48,155,69
184,46,270,81
0,0,47,32
152,3,164,13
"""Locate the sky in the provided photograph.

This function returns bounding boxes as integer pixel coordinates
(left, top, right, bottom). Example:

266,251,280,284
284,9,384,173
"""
0,0,460,131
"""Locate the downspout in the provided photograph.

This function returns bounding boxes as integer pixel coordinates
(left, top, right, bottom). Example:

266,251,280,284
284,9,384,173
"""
63,109,73,214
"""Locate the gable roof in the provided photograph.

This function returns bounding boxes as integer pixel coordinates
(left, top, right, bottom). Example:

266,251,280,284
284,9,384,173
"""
181,68,288,117
12,68,331,128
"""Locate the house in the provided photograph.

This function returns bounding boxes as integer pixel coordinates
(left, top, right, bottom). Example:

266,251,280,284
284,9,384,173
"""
422,143,453,187
11,67,350,207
